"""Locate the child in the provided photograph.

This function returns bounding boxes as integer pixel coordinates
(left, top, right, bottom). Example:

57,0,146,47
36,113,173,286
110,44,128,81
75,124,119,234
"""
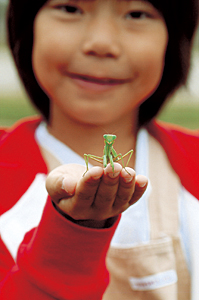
0,0,199,299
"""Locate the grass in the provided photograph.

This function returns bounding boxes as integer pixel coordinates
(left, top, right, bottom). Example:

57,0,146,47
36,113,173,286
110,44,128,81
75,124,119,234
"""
157,88,199,130
158,103,199,130
0,89,199,130
0,95,38,127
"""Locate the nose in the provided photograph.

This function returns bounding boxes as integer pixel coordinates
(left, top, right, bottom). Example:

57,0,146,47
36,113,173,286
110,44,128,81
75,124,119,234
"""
82,17,121,58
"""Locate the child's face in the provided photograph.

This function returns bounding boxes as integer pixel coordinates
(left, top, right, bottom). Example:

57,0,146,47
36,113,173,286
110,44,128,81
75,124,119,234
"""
33,0,168,127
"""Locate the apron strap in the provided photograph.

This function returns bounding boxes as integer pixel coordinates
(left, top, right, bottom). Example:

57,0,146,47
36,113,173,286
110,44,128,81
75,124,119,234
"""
148,135,191,300
148,135,180,240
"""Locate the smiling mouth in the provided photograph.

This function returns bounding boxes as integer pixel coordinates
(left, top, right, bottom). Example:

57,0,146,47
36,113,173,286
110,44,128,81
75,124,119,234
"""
68,73,130,85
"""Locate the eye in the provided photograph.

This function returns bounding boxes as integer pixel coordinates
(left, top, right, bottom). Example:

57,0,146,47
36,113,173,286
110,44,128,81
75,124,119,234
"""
126,11,149,20
55,5,82,14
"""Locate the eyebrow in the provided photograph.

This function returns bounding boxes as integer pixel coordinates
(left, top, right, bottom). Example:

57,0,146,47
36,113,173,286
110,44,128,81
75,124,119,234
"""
48,0,149,5
57,0,148,2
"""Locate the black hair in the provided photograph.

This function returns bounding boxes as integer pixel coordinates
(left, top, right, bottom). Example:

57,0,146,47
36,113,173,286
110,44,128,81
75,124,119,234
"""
138,0,199,125
7,0,199,125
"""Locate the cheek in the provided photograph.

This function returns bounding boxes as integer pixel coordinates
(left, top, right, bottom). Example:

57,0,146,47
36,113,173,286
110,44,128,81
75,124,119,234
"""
32,18,53,88
32,21,81,96
32,32,66,98
33,15,62,87
32,44,55,97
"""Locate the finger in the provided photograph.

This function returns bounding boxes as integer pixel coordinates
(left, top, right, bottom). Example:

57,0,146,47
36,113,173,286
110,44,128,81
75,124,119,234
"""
113,167,136,211
129,175,148,205
75,166,104,206
45,164,86,203
93,163,122,211
59,166,104,219
46,171,77,203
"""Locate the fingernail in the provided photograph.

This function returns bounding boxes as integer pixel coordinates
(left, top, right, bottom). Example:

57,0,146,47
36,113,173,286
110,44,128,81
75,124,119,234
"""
61,179,65,190
123,176,133,183
92,175,102,180
108,172,120,178
139,182,147,188
61,179,74,196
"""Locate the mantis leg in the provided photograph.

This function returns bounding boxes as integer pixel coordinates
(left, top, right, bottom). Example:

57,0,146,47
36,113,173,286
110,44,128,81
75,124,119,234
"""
113,150,134,175
104,153,115,174
123,149,134,168
83,154,103,176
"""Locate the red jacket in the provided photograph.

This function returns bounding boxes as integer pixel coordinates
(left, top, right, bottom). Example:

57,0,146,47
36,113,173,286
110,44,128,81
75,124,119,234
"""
0,117,119,300
147,120,199,200
0,117,198,299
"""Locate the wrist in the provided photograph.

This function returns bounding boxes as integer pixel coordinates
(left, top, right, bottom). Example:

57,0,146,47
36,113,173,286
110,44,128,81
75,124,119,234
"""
52,201,117,228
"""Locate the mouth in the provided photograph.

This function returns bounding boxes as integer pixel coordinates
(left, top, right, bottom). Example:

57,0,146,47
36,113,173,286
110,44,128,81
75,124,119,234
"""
73,74,128,84
68,72,130,88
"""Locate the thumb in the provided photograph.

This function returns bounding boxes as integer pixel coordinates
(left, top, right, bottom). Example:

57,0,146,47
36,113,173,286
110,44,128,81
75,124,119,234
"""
46,170,77,203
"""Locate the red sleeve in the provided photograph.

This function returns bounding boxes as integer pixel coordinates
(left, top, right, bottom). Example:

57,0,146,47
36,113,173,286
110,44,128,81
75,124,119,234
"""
0,199,119,300
0,117,48,214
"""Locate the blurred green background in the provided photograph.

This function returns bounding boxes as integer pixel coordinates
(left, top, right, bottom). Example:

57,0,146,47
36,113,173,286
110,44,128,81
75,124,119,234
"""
1,0,199,130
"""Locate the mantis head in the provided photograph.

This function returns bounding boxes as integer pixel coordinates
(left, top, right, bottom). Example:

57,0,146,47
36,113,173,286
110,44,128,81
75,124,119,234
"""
103,134,117,145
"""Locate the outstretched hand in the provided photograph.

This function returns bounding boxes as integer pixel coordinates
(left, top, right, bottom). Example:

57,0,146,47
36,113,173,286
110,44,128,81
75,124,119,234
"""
46,163,148,228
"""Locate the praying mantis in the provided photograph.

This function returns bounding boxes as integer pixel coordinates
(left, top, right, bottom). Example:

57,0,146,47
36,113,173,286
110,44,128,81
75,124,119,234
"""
84,134,134,176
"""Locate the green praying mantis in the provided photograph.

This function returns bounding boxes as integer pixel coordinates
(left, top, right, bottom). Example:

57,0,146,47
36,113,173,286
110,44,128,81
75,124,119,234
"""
84,134,134,176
